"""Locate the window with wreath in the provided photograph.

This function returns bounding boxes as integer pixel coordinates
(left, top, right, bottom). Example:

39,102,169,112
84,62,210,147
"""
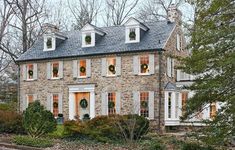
85,33,91,45
108,92,116,115
107,58,116,76
52,94,59,117
140,92,149,117
140,55,149,74
26,64,34,80
27,94,34,107
210,102,216,118
129,28,136,41
46,37,53,49
79,60,86,77
51,62,59,78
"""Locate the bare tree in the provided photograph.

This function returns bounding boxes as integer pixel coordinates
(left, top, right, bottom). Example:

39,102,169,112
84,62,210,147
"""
68,0,101,30
138,0,184,22
6,0,46,53
104,0,139,26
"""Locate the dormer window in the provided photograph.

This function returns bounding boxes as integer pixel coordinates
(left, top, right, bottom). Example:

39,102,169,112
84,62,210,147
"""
81,23,105,48
46,37,52,49
44,35,56,51
124,17,149,44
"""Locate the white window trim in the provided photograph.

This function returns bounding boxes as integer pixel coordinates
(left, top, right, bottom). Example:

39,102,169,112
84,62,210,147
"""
43,35,56,51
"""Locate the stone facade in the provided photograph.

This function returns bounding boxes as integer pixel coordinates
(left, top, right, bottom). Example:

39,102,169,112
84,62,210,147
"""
19,23,188,131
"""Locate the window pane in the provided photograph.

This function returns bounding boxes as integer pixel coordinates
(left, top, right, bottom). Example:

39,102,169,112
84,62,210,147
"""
27,64,34,79
53,94,59,117
52,62,59,78
108,92,116,115
28,95,33,105
140,92,149,118
129,28,136,41
79,60,86,77
107,58,116,76
140,56,149,74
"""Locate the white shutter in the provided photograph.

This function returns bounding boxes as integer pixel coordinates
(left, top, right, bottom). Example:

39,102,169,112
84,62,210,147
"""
116,57,121,76
47,94,52,112
22,94,27,111
22,64,27,81
33,63,37,80
101,58,107,76
133,56,139,75
177,34,180,51
133,91,140,115
116,92,121,114
101,92,108,115
86,59,91,77
177,70,181,81
149,54,155,74
47,62,51,79
58,93,63,114
33,94,37,101
148,91,154,119
77,60,81,77
172,59,175,77
59,61,63,78
167,57,171,77
73,60,78,78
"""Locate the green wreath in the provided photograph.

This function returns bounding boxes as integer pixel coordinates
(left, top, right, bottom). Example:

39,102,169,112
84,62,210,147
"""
28,70,33,76
80,99,88,108
108,101,115,109
85,35,91,43
141,64,148,70
47,38,52,48
141,101,148,108
80,66,86,73
129,31,136,39
108,65,115,73
53,102,58,108
53,68,58,74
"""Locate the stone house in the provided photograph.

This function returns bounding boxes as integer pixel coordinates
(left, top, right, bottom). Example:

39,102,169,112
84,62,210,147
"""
16,5,218,131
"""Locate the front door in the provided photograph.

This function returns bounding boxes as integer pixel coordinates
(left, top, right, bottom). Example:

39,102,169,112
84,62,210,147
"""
75,92,90,120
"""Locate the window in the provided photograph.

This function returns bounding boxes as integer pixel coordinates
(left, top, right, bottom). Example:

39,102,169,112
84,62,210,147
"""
140,55,149,74
85,33,91,45
129,28,136,41
26,64,34,80
79,60,86,77
140,92,149,117
167,57,174,77
52,94,59,117
210,103,216,118
168,92,172,118
108,92,116,115
27,94,34,107
107,58,116,76
181,92,188,115
52,62,59,78
46,37,52,49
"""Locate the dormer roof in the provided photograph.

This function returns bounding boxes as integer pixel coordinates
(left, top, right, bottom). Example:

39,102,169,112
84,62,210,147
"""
124,17,149,31
81,23,106,36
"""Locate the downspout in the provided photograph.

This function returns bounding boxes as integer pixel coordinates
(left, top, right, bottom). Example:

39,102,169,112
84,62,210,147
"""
158,51,162,132
17,64,20,113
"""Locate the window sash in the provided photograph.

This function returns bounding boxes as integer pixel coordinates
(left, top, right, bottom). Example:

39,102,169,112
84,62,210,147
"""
140,92,149,118
108,92,116,115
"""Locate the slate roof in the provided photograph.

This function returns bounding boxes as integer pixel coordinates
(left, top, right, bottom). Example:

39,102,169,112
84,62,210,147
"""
17,21,176,62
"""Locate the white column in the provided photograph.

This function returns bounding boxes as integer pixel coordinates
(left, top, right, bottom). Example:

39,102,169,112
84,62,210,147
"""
69,93,75,120
90,91,95,119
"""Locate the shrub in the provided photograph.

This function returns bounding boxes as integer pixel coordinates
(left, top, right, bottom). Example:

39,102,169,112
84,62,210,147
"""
13,135,53,148
48,125,65,138
64,114,149,143
23,101,56,138
140,140,166,150
0,110,25,134
181,142,215,150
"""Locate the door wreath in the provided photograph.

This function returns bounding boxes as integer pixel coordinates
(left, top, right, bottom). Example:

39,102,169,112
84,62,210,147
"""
80,98,88,108
141,101,148,108
108,101,115,109
108,65,115,74
129,31,136,39
80,66,86,73
28,70,33,76
53,102,58,108
141,64,148,70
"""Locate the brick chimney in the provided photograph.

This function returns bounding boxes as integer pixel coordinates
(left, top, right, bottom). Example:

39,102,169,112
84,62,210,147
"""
167,4,182,25
42,23,59,34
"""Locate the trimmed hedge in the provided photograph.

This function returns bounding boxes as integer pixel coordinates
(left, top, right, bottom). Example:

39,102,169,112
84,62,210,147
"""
13,135,53,148
0,110,25,134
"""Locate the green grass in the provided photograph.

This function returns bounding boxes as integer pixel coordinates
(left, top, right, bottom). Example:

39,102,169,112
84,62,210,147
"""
13,135,54,148
48,125,65,138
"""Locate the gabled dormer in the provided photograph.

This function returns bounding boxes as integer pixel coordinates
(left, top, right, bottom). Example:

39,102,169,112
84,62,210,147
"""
81,23,105,48
124,17,149,43
42,23,67,51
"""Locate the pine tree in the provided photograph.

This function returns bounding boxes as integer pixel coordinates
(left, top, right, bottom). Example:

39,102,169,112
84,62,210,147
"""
182,0,235,145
